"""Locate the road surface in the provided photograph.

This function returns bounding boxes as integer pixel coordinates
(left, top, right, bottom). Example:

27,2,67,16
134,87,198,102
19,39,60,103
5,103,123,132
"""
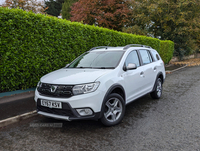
1,66,200,151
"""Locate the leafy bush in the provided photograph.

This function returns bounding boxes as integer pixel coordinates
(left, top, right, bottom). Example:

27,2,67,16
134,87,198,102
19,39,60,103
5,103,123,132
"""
0,7,173,92
159,40,174,63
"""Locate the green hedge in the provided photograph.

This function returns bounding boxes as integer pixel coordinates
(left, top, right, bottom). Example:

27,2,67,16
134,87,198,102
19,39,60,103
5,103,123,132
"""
0,7,173,92
159,40,174,63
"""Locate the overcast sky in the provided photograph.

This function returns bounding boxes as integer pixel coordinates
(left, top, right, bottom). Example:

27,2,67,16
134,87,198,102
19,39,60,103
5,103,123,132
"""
0,0,44,5
0,0,5,5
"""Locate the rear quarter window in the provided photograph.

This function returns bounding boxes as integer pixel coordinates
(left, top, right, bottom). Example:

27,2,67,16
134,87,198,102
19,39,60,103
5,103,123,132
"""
151,50,160,61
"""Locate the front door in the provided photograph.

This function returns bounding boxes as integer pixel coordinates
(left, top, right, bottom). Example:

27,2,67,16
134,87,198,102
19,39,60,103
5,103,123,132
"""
122,50,146,103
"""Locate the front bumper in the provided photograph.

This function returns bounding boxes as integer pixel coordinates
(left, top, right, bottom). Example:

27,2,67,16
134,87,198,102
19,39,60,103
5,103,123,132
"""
35,89,104,121
36,98,101,121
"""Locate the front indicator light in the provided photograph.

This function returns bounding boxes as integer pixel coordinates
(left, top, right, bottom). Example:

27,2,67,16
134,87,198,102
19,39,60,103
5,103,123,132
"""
37,81,42,88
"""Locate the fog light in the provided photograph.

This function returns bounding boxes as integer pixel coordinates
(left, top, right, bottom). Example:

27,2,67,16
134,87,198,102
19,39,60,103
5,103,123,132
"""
76,108,93,116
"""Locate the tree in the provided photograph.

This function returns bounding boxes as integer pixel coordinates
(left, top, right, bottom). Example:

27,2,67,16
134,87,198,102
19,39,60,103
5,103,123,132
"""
2,0,46,14
122,25,152,36
44,0,64,17
70,0,132,31
125,0,200,59
62,0,78,20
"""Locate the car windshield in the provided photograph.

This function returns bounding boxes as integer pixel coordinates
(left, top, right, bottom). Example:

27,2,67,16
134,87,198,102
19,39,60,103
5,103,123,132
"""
68,51,124,69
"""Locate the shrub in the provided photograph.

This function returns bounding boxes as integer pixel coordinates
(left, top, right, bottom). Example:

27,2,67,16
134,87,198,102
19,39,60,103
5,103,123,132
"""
159,40,174,63
0,7,173,92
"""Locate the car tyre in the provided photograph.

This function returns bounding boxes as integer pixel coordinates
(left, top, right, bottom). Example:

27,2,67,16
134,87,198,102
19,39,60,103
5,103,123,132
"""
150,78,163,99
101,93,125,126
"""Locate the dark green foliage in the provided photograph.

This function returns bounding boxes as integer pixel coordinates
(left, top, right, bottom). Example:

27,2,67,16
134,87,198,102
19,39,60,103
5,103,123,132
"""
127,0,200,59
45,0,63,17
62,0,78,20
160,41,174,64
0,7,173,92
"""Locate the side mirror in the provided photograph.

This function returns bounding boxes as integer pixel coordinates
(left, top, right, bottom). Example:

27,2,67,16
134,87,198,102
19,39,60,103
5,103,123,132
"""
124,63,137,71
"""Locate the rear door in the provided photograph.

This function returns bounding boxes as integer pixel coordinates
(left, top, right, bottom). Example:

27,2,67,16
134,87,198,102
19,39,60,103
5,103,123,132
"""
138,49,157,92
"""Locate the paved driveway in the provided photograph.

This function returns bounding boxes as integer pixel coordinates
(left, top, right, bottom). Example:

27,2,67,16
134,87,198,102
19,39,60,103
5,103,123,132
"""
1,66,200,151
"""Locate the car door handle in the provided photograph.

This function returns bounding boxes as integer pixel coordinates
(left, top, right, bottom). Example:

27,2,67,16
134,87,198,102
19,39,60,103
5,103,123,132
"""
140,71,145,77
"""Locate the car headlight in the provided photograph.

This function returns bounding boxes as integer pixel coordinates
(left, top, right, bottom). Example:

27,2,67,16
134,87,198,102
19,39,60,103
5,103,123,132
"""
37,81,42,89
72,82,100,95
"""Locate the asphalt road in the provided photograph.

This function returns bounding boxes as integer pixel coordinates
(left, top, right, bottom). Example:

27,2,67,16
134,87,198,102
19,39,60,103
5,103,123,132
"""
1,66,200,151
0,96,35,120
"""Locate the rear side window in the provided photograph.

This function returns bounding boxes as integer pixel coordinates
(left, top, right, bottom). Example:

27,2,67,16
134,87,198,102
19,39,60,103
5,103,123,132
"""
139,50,153,65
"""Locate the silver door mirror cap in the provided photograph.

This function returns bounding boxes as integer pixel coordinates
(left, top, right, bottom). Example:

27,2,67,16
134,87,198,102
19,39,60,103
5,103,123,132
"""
126,63,137,70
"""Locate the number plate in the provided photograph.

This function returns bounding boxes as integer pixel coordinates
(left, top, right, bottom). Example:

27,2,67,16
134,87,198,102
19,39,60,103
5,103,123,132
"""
41,100,62,109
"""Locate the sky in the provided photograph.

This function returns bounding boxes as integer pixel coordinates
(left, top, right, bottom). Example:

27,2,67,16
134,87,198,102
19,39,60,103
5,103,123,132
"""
0,0,43,5
0,0,5,5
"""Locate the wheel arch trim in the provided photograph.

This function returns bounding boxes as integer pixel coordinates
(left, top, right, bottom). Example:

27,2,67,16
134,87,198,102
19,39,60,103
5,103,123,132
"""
99,84,126,118
151,72,164,92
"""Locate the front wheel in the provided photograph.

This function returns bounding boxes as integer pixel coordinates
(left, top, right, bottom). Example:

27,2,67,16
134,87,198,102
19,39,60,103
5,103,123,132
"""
101,93,125,126
150,78,163,99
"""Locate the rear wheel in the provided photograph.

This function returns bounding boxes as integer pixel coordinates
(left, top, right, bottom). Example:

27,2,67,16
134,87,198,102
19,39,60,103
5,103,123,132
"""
150,78,163,99
101,93,125,126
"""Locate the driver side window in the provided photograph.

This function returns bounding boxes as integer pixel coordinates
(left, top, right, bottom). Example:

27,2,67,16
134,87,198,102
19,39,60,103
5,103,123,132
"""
125,51,140,67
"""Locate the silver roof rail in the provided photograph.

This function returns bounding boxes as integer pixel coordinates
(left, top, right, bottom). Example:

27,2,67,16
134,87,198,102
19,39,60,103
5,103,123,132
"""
123,44,152,50
89,46,115,51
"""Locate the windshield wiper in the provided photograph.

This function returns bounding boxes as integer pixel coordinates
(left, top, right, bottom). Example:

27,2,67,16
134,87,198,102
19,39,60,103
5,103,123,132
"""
76,67,92,68
68,66,114,69
93,67,115,69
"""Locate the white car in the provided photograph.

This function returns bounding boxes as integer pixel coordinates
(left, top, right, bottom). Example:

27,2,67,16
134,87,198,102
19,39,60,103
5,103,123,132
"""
35,44,165,126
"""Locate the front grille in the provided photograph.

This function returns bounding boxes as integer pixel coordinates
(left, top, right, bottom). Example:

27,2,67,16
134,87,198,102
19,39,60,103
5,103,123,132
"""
37,100,75,117
37,83,74,98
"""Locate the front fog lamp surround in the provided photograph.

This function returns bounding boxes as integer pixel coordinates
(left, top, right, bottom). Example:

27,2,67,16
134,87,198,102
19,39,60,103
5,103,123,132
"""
72,82,100,95
76,108,93,116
